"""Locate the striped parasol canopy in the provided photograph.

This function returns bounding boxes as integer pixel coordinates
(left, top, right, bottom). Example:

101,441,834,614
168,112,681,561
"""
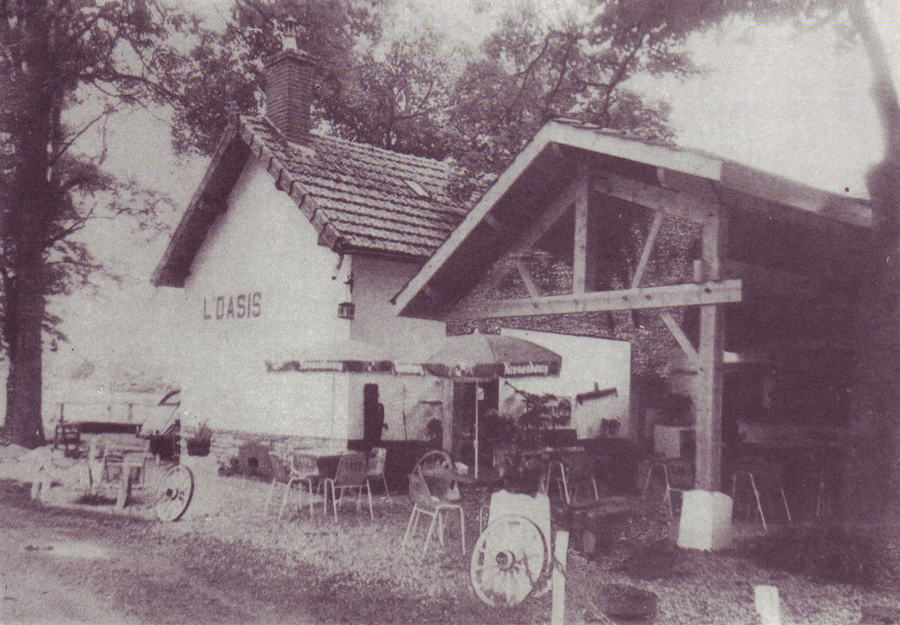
267,339,395,373
422,331,562,379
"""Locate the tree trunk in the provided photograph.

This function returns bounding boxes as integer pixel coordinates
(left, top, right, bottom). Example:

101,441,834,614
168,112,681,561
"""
3,1,53,448
845,0,900,519
5,248,46,448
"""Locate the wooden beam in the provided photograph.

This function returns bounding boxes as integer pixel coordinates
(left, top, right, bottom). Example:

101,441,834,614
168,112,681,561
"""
659,311,698,365
466,177,582,299
483,213,503,231
630,212,665,289
449,279,742,322
593,174,718,224
572,169,596,293
695,213,727,492
516,259,541,299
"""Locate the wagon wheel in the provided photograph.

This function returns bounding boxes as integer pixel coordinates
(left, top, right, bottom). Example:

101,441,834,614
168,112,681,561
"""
155,465,194,522
470,515,548,607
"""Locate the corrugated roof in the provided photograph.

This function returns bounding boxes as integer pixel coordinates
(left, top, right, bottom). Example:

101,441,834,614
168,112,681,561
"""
153,115,467,287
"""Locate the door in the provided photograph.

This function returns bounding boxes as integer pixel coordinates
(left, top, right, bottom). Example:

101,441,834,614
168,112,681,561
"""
363,383,385,443
452,380,499,466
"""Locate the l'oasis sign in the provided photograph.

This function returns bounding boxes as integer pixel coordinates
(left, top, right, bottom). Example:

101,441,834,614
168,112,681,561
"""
202,292,262,320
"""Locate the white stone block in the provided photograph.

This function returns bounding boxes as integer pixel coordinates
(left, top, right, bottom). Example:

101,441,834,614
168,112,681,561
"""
180,455,223,519
677,489,732,551
754,585,781,625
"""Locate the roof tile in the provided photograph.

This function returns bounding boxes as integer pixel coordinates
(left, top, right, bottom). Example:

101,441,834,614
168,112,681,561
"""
240,116,465,257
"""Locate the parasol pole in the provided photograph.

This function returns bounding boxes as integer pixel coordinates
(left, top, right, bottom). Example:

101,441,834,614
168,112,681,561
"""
474,382,480,480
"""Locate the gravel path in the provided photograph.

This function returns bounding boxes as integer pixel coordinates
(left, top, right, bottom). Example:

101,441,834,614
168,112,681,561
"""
3,448,900,624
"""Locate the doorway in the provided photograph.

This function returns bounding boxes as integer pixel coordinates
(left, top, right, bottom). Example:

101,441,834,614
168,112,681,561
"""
363,383,385,443
452,380,499,467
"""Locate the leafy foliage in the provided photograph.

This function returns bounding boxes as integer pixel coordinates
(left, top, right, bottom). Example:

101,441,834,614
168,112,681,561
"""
0,0,192,444
164,0,462,160
445,0,693,200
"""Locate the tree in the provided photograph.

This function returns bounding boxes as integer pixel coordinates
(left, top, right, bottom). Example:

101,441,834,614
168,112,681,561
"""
165,0,462,160
446,0,695,200
0,0,187,447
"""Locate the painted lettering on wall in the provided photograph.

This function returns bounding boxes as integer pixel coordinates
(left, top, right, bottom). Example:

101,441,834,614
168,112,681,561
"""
202,292,262,320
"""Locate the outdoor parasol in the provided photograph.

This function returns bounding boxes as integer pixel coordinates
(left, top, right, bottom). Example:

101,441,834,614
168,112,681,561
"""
266,339,395,373
420,331,562,478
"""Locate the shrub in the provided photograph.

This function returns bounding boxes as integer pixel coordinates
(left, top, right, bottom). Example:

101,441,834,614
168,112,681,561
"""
742,525,894,587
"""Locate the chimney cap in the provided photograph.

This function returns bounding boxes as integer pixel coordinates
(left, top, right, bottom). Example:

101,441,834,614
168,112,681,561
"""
282,16,300,51
263,45,317,69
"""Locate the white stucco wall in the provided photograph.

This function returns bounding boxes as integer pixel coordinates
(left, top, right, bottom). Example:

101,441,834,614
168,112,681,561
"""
345,373,445,441
178,157,450,443
498,329,632,440
349,255,447,359
182,158,350,439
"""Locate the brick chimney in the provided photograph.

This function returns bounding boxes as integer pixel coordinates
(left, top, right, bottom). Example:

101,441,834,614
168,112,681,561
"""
264,18,316,143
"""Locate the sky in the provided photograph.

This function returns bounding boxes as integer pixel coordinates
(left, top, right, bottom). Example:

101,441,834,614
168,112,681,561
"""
47,0,900,390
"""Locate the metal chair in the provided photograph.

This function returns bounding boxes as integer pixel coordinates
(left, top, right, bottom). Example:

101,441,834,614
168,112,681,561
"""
402,473,466,558
414,449,459,502
414,449,452,475
264,452,317,520
644,457,694,518
289,452,320,517
321,451,373,520
548,450,598,504
731,454,791,531
366,446,391,502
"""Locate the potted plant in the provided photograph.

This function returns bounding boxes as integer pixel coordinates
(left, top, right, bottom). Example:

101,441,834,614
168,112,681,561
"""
186,421,212,457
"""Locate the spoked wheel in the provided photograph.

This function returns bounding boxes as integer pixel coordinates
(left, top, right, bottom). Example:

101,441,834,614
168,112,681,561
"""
155,465,194,522
470,514,549,607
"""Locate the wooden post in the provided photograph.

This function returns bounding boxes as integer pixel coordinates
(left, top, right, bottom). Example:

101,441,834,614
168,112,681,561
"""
573,169,597,294
695,213,727,491
442,381,454,455
551,530,569,625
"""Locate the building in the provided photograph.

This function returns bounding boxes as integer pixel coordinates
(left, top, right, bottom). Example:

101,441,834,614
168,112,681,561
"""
394,118,872,498
152,42,466,454
152,39,637,464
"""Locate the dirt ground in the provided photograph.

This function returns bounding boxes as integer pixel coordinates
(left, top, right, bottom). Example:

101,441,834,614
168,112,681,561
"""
3,448,900,625
0,475,558,625
0,479,282,624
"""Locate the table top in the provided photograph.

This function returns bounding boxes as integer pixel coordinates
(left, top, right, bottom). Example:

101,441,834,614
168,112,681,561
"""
419,466,476,484
290,448,347,459
419,466,503,485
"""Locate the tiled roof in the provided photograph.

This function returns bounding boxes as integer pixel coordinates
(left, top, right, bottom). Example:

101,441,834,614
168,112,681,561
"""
153,115,467,287
240,116,466,257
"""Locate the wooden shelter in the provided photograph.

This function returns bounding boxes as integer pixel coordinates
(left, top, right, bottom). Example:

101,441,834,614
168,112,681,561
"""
394,119,872,492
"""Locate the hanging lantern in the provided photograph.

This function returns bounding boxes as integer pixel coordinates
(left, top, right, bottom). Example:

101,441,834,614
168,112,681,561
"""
337,301,355,319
